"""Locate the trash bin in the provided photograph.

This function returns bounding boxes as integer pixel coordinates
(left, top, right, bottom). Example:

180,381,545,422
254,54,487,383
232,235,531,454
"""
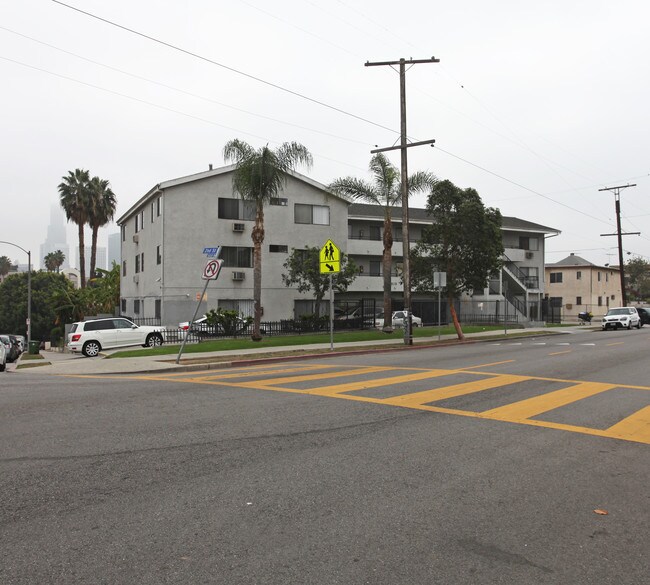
28,341,40,355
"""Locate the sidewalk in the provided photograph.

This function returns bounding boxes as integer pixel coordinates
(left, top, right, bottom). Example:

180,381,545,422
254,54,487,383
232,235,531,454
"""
14,327,585,376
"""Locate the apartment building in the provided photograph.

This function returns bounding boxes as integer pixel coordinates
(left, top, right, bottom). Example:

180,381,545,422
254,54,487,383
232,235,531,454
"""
117,165,560,326
545,254,622,320
116,165,350,326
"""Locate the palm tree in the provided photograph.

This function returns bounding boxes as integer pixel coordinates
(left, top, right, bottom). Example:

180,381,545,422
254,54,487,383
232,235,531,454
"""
44,250,66,272
0,255,13,279
87,176,117,280
44,252,57,272
58,169,91,287
223,139,313,341
52,249,65,272
329,154,436,330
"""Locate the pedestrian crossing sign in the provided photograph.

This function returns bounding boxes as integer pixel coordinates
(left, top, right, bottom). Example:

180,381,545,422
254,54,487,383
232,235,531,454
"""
320,239,340,274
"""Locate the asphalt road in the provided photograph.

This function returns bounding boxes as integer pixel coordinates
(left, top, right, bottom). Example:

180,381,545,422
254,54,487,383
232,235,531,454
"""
1,327,648,584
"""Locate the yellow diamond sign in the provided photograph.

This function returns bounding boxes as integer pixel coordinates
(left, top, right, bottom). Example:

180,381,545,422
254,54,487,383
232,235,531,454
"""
320,239,340,274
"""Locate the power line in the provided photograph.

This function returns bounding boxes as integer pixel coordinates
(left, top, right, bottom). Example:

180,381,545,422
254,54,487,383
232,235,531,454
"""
51,0,399,136
0,25,369,147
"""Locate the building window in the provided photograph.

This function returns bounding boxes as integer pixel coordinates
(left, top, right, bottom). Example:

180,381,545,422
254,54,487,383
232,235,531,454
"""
598,296,602,306
156,196,162,217
151,202,155,223
294,204,330,225
269,245,288,253
369,226,381,241
218,299,254,317
140,252,144,272
270,197,288,206
155,299,161,319
140,210,144,231
134,299,141,314
121,298,126,313
611,294,615,300
519,236,539,251
220,246,253,268
550,272,563,284
576,296,582,305
597,271,601,282
218,197,255,220
369,260,381,276
606,273,609,282
576,271,581,280
135,214,139,233
122,260,126,276
156,245,161,265
121,225,125,242
135,255,140,274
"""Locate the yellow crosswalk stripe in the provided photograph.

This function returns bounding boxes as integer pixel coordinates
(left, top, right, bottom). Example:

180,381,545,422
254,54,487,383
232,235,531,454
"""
246,366,394,388
605,405,650,443
381,374,528,408
480,381,616,422
306,370,453,396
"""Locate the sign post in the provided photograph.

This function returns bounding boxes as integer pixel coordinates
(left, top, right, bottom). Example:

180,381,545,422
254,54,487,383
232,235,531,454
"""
176,254,223,364
320,240,341,351
434,271,447,341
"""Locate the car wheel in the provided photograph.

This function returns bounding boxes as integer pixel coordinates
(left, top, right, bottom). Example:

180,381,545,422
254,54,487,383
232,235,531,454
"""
0,361,5,372
627,322,632,330
145,333,163,347
636,321,642,329
82,340,101,357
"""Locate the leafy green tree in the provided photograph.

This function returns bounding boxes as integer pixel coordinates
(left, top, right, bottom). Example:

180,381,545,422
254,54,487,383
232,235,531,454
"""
88,176,117,279
282,246,358,318
625,256,650,301
0,255,13,278
411,179,503,340
0,271,74,341
329,154,436,330
44,250,65,272
223,139,313,341
58,168,91,288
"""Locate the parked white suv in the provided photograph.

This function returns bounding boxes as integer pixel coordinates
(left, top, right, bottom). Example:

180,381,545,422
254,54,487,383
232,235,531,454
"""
68,318,165,357
601,307,641,330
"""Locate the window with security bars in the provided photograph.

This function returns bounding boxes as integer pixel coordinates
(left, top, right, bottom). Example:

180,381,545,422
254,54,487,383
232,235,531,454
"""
220,246,253,268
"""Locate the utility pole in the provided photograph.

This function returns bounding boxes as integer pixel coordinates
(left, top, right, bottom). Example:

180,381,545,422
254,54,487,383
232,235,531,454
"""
366,57,439,345
599,184,639,307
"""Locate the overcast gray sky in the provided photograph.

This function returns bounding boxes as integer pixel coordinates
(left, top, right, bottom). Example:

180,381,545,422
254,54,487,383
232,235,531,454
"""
2,0,649,270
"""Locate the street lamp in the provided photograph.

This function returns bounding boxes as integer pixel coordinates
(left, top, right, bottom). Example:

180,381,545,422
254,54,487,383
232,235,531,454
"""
0,241,32,346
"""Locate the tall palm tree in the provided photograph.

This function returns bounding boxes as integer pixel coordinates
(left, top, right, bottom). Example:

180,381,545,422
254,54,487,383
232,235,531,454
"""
88,176,117,280
223,139,313,341
58,169,91,287
329,154,436,330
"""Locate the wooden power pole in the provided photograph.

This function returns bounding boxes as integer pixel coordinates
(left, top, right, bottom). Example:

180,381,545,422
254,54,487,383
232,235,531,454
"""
599,183,639,307
365,57,439,345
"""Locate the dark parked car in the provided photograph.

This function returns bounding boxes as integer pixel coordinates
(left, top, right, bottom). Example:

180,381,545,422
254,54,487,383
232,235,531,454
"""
636,307,650,325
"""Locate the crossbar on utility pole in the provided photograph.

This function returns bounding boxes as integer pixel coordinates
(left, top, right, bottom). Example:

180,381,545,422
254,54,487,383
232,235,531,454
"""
598,184,638,307
366,57,439,345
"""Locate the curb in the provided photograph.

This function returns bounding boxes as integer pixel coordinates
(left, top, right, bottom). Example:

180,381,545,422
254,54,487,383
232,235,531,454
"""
86,329,574,376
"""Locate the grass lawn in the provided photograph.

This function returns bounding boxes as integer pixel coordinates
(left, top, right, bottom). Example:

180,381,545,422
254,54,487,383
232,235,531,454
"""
108,324,525,359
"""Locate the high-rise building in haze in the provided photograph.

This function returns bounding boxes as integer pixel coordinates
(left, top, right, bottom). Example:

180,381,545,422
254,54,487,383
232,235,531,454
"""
107,232,121,269
40,205,70,270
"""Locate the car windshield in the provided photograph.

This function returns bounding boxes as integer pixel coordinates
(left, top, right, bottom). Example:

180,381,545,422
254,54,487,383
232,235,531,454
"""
606,308,631,316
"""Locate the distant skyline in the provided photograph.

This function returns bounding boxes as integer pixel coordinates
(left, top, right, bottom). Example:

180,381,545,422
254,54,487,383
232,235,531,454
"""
2,1,649,271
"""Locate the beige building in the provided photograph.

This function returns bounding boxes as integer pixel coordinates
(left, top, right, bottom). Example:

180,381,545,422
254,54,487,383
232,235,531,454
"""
544,254,622,321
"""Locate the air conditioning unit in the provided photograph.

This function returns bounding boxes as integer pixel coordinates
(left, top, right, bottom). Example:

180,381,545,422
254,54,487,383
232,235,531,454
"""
525,252,533,259
133,275,139,284
232,222,245,232
232,271,245,281
133,234,139,244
